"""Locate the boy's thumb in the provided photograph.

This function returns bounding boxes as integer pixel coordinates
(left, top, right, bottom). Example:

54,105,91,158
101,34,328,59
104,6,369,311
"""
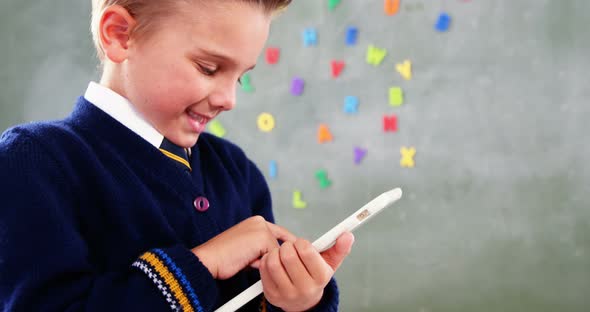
320,232,355,272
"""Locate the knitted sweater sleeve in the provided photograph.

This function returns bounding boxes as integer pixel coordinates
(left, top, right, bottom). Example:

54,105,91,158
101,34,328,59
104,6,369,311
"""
0,128,217,312
246,159,340,312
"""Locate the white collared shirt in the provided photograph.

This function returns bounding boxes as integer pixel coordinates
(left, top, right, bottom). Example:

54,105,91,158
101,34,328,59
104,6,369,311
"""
84,81,164,148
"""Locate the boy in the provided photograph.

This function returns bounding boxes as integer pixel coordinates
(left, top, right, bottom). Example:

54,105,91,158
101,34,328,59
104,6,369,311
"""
0,0,354,311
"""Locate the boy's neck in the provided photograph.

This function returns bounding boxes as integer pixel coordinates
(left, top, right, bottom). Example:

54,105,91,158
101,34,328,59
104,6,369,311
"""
99,63,127,101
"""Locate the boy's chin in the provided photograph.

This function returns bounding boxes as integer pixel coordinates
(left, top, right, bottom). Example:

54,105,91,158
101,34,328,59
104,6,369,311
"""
183,135,200,148
169,133,200,148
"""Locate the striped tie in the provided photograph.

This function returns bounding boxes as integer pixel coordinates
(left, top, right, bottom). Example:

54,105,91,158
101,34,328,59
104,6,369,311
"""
159,138,191,171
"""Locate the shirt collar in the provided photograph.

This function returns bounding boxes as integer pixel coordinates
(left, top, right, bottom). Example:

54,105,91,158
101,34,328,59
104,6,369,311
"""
84,81,164,148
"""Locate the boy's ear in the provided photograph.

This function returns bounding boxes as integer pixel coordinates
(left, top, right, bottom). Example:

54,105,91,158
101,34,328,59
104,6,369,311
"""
99,5,137,63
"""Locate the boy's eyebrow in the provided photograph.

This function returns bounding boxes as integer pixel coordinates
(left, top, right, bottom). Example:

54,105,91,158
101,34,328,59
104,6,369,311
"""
195,48,256,71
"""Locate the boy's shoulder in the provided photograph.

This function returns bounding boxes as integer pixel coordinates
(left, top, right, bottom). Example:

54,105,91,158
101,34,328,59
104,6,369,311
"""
0,120,82,153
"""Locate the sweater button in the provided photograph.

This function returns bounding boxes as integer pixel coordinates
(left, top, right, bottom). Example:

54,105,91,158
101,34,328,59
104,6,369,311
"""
193,196,210,212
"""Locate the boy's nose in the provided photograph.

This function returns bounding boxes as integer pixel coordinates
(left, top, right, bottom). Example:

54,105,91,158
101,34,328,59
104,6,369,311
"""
209,83,236,112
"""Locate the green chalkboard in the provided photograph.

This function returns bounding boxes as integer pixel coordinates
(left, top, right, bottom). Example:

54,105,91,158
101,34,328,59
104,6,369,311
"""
1,0,589,311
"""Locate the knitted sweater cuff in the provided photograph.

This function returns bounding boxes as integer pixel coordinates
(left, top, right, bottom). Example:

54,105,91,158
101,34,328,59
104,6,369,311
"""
132,245,218,312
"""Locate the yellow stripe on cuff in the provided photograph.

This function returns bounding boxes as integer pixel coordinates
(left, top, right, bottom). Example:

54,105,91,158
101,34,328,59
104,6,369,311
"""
141,252,194,312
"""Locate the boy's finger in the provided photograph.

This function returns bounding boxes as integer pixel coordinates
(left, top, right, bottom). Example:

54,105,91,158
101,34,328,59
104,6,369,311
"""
294,238,332,284
320,232,355,272
250,258,261,269
266,247,294,291
266,222,297,243
259,254,278,293
280,241,310,288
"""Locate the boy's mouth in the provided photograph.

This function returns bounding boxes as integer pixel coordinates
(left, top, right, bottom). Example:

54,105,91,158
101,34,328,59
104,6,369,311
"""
187,110,212,133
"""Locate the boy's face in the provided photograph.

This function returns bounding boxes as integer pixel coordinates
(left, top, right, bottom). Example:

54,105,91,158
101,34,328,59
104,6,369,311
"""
121,2,271,147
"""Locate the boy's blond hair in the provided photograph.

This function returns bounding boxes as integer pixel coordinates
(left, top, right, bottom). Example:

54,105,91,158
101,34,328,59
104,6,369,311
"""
91,0,292,61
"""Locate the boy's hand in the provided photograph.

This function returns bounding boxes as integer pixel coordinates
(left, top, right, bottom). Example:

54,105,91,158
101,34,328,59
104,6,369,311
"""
259,232,355,312
192,216,296,280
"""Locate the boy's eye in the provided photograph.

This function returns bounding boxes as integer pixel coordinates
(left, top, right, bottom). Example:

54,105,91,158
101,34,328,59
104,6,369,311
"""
198,64,217,76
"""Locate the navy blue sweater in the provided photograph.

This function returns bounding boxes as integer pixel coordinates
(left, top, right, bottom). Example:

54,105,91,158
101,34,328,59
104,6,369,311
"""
0,97,338,311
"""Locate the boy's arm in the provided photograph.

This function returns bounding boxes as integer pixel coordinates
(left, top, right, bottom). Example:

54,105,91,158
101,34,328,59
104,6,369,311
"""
0,129,218,312
246,159,340,312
